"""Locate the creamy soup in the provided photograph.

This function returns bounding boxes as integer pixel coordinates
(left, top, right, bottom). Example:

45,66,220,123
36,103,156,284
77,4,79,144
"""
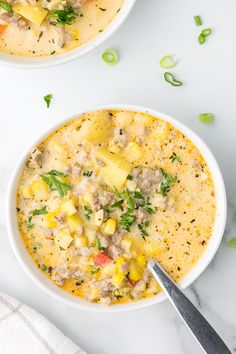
16,110,216,305
0,0,123,56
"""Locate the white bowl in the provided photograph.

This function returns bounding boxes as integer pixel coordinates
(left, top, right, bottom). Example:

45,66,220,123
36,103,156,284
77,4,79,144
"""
0,0,136,69
6,105,227,312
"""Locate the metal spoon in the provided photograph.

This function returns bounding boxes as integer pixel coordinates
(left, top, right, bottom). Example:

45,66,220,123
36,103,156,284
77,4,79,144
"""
148,260,231,354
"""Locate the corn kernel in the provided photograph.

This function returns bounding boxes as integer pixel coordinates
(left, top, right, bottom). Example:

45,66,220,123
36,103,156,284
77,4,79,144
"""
101,218,116,236
136,254,146,269
74,236,88,248
112,273,125,287
126,141,142,162
60,200,77,216
44,212,58,228
71,28,79,40
54,230,73,249
115,257,126,274
21,185,32,199
121,238,133,253
67,214,83,233
31,180,49,201
82,191,93,205
129,261,142,281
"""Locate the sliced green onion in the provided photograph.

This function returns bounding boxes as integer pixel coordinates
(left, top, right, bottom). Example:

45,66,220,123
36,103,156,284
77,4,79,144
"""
228,238,236,249
44,94,53,108
198,28,212,44
194,15,202,26
199,113,214,123
102,49,119,65
198,33,206,44
164,72,183,87
201,28,212,37
160,55,178,69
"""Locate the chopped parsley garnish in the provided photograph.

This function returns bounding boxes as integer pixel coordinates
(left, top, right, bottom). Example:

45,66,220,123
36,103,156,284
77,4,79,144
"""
109,200,124,212
41,170,72,197
40,263,48,272
84,206,93,220
170,153,181,163
44,94,53,108
0,0,12,12
127,174,133,180
96,236,105,251
134,191,155,214
27,206,48,228
120,213,136,232
91,267,100,275
138,220,150,239
159,168,177,196
48,6,78,25
228,238,236,249
83,171,93,177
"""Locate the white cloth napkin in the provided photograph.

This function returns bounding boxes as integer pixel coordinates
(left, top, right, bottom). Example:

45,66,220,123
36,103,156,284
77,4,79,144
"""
0,292,86,354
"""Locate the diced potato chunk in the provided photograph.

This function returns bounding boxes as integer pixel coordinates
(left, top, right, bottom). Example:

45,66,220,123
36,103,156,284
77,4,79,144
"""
102,262,116,276
96,148,132,189
153,122,170,140
115,111,133,127
129,261,142,281
84,226,97,245
134,113,153,126
121,238,133,253
54,230,73,249
67,214,83,233
78,111,112,144
101,218,116,236
144,241,162,256
20,185,32,199
44,212,57,228
126,180,137,191
112,273,125,287
94,210,104,227
60,200,77,216
136,254,146,268
74,236,88,248
31,180,49,201
125,141,142,162
13,4,48,26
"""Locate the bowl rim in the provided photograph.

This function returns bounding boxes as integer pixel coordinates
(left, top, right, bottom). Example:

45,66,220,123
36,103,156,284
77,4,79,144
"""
6,104,227,312
0,0,136,69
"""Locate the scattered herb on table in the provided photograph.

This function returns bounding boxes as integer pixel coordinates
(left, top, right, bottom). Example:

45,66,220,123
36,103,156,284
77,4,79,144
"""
164,72,183,87
102,48,119,65
198,28,212,44
199,113,214,123
44,94,53,108
194,15,202,26
160,55,178,69
228,238,236,249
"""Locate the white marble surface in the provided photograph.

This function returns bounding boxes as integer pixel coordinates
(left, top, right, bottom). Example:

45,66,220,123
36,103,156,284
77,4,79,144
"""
0,0,236,353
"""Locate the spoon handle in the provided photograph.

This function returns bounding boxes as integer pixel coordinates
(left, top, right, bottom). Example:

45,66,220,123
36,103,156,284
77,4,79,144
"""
148,260,231,354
